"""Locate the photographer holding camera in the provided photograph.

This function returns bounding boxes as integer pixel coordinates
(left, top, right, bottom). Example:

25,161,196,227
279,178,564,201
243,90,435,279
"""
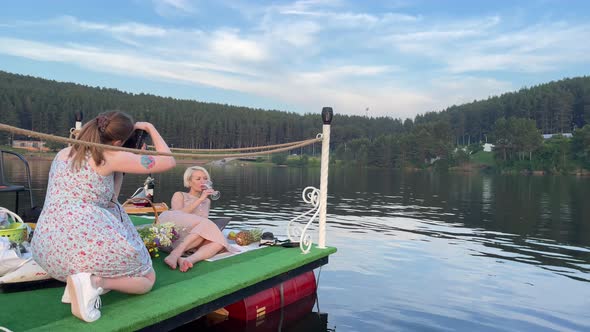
31,111,176,323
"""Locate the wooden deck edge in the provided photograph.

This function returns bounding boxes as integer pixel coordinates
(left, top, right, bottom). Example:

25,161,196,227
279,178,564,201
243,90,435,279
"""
9,246,336,331
139,255,329,331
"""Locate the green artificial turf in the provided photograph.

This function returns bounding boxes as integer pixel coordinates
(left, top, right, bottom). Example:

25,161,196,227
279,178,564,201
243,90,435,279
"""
0,215,336,331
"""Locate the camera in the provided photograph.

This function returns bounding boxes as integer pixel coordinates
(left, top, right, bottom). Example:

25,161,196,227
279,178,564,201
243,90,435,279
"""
123,129,148,150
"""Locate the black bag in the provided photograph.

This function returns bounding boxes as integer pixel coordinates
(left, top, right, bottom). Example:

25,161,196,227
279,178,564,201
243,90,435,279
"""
19,206,42,223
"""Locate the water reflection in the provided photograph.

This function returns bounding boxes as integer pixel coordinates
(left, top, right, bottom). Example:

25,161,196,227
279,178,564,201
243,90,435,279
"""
174,294,334,332
481,176,492,213
2,159,590,331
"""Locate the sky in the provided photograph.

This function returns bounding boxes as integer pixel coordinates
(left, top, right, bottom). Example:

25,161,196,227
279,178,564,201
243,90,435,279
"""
0,0,589,120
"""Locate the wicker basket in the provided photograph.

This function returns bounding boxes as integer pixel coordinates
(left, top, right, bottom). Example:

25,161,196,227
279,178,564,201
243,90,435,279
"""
122,198,160,224
0,207,29,243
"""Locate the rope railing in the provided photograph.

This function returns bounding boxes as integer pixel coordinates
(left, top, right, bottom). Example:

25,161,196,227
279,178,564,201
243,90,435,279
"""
156,138,316,153
0,123,321,159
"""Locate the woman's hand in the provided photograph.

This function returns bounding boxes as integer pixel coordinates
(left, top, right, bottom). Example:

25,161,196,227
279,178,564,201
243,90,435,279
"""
201,189,215,199
103,120,175,175
134,122,154,132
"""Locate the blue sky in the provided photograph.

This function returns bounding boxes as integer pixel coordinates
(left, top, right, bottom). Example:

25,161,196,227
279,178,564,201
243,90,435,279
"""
1,0,589,119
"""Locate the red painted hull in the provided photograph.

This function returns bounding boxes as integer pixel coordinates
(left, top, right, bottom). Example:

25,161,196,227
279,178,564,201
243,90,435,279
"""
224,271,317,321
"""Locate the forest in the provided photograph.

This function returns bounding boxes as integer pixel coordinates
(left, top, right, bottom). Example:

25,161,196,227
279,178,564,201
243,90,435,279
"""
1,70,589,172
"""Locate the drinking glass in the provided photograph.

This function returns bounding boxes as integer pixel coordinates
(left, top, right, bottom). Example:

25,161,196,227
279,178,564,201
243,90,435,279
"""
203,180,221,200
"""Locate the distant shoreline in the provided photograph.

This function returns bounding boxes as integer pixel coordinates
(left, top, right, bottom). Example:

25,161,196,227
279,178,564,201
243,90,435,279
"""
1,146,210,165
4,146,590,175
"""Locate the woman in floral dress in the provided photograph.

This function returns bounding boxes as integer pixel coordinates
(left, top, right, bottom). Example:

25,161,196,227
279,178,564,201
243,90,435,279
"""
31,111,176,322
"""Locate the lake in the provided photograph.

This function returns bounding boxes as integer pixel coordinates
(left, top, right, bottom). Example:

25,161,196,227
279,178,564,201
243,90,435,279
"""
2,158,590,331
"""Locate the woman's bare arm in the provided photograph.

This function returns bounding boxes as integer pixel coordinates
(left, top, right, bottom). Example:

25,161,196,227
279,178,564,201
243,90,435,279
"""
171,191,212,214
112,172,123,202
101,122,176,175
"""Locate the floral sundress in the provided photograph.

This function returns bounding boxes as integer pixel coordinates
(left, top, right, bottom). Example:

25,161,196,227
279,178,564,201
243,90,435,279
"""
31,151,152,282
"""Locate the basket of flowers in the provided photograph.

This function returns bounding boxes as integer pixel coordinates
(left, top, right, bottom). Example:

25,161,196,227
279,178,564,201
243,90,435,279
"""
137,222,180,258
0,207,30,244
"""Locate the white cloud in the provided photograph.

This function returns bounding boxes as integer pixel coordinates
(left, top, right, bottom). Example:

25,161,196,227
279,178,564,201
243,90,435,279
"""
276,1,419,29
443,23,590,73
447,54,556,73
262,20,321,48
429,76,514,107
381,12,421,23
152,0,196,17
379,16,590,75
157,0,193,11
57,16,168,37
296,65,397,85
208,30,268,62
0,36,417,117
277,0,343,15
0,2,589,119
381,16,501,56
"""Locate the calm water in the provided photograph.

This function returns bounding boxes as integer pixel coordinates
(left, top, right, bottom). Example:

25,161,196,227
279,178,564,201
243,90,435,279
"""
2,158,590,331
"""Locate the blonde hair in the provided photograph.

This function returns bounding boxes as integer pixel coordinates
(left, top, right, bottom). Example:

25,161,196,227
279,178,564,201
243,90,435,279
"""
183,166,211,188
69,111,134,171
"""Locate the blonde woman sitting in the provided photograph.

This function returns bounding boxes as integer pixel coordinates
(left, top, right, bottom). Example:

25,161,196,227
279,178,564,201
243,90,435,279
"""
159,166,232,272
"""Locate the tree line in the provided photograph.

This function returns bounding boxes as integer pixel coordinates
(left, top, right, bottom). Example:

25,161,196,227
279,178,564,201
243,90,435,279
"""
0,70,403,153
1,70,589,171
334,116,590,173
329,75,590,172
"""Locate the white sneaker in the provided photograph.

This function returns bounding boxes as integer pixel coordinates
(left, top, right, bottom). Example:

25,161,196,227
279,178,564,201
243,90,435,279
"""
67,272,103,322
62,282,109,303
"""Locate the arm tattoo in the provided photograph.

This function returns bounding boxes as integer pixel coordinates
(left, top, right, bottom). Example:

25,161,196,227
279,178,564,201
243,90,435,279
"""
140,155,156,169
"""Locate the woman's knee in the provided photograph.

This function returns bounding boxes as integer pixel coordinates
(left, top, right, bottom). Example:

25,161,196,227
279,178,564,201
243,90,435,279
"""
146,269,156,283
204,240,223,250
143,269,156,292
184,233,203,244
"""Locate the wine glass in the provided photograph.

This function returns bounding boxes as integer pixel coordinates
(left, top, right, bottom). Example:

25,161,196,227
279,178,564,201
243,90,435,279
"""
203,180,221,200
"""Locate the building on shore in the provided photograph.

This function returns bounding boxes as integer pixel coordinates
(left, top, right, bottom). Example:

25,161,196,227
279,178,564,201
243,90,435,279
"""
11,140,49,152
542,133,573,139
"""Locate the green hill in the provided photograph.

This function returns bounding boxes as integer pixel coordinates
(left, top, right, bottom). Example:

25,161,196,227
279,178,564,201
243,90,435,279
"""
1,70,589,171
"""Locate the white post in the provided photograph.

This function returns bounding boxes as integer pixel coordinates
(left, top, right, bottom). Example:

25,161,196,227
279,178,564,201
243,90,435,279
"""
318,107,333,249
75,111,83,130
70,111,84,142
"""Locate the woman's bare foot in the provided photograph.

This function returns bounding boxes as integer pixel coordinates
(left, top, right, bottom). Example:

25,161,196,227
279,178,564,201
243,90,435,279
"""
178,257,194,272
164,254,179,269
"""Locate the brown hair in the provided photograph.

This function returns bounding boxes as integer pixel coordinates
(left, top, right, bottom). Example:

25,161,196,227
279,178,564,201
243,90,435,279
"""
69,111,135,171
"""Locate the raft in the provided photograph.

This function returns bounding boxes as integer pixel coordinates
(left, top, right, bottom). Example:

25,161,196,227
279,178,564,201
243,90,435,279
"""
0,216,336,331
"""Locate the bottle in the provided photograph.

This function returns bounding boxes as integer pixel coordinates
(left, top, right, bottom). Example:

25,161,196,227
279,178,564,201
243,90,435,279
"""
144,176,155,202
0,210,9,229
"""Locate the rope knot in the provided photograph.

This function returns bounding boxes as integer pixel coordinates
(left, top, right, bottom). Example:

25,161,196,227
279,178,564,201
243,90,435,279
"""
96,115,110,133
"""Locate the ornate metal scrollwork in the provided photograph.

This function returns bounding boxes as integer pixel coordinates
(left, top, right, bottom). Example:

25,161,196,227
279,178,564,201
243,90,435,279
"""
287,186,321,254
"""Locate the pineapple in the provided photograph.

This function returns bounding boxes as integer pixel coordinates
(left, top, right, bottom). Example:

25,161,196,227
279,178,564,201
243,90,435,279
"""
234,229,263,246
